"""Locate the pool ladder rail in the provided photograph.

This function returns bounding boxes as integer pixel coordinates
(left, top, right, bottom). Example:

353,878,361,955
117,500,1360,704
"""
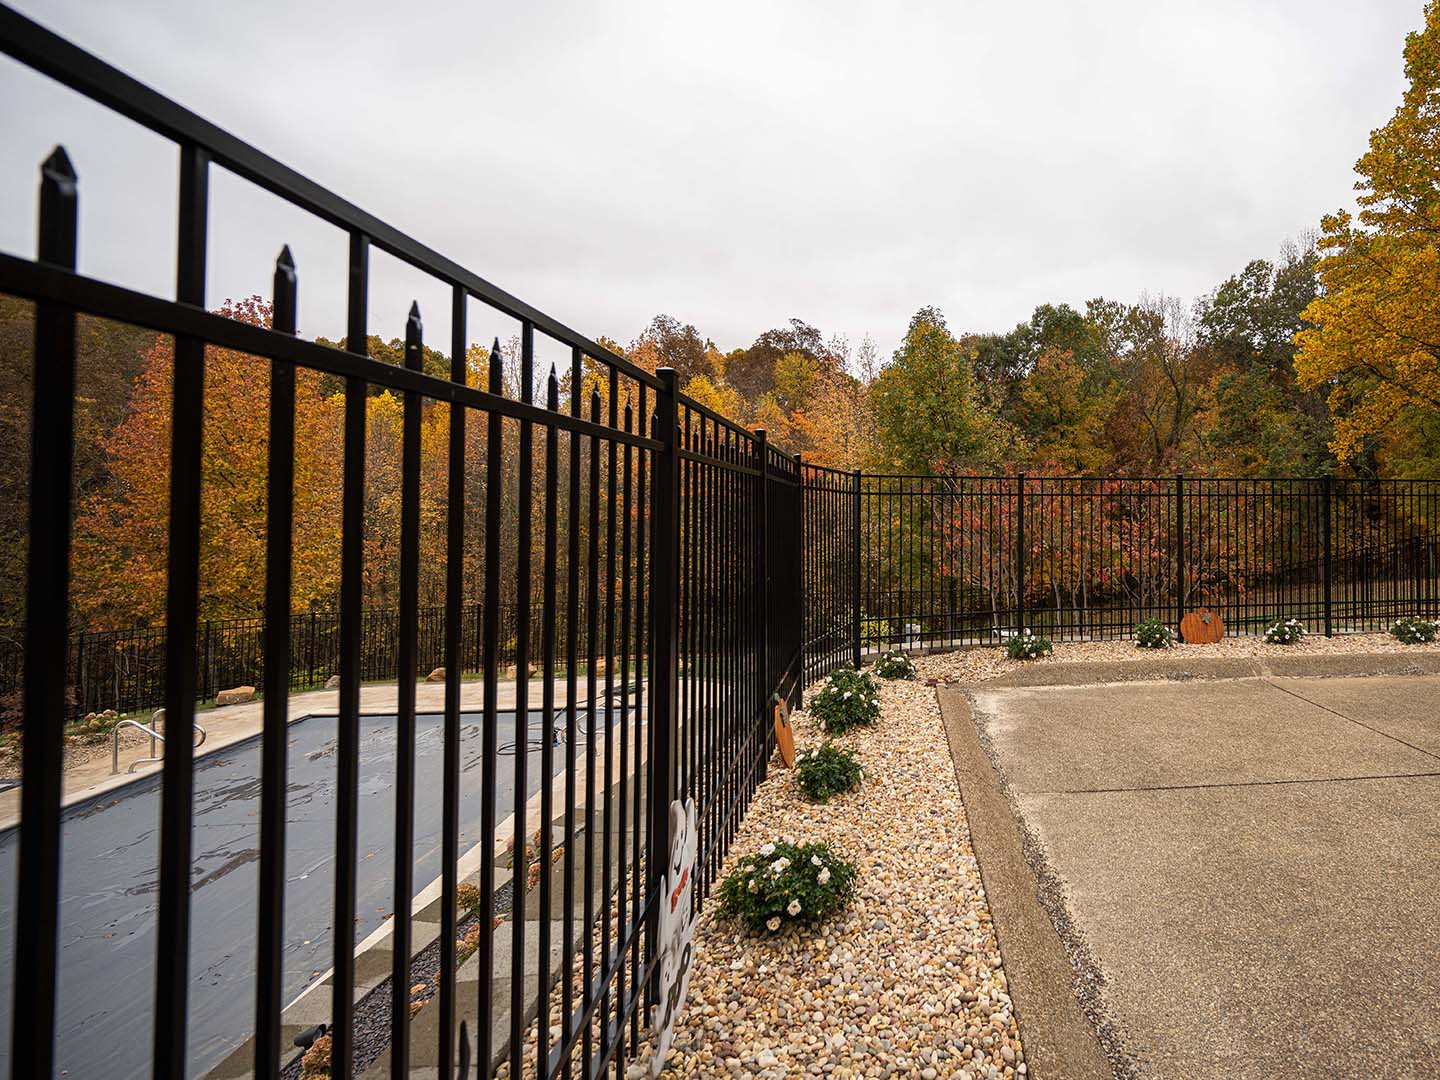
110,707,208,775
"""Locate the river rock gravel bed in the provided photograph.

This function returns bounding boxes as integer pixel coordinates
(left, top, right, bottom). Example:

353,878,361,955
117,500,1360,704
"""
914,631,1440,686
628,673,1023,1080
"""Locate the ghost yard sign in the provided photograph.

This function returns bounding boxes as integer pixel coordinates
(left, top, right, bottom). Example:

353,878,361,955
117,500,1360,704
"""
649,797,698,1076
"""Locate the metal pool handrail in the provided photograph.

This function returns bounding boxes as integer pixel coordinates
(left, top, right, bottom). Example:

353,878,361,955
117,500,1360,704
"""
111,708,208,775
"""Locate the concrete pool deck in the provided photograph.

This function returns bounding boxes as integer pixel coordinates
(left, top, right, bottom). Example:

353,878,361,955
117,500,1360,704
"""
940,669,1440,1079
0,675,621,830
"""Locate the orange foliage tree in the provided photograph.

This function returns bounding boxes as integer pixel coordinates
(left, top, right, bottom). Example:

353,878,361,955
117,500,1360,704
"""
72,297,344,626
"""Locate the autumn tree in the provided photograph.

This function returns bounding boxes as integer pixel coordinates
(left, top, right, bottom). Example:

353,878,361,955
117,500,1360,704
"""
871,307,1016,472
72,297,344,626
1295,1,1440,465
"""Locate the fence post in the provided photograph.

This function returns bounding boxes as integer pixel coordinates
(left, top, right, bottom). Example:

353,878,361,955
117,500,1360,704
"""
755,429,770,780
1322,475,1333,637
756,431,770,692
1175,474,1185,631
795,452,805,690
645,367,681,1007
852,469,862,668
202,619,212,701
1014,473,1026,635
76,631,86,717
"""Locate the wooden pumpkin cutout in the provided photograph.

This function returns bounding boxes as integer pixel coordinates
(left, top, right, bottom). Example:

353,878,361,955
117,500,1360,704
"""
1179,607,1224,644
773,696,795,768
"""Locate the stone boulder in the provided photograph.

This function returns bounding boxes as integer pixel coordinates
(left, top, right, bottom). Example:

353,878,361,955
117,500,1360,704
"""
425,667,446,683
324,674,341,690
215,685,256,706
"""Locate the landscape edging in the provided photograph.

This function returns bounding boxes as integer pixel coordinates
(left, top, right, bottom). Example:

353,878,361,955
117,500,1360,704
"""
943,651,1440,688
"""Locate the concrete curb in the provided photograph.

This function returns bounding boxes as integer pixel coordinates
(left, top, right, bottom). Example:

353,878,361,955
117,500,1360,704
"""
936,688,1113,1080
945,651,1440,689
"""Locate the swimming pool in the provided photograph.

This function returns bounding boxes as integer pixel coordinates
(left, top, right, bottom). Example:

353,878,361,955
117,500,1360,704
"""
0,707,582,1080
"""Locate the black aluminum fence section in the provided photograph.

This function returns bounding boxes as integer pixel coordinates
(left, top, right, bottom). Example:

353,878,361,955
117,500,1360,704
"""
0,8,797,1080
833,473,1440,657
801,463,860,683
763,446,803,708
6,603,593,720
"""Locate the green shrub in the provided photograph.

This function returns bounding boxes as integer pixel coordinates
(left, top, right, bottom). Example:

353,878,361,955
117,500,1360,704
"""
1390,616,1439,644
1006,629,1052,660
1264,618,1306,645
873,650,916,680
794,742,865,802
809,667,880,735
1134,618,1175,649
717,839,857,934
860,613,895,647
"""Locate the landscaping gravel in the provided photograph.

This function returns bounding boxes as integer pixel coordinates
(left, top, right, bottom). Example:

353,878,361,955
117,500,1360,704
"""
915,631,1440,686
629,673,1024,1080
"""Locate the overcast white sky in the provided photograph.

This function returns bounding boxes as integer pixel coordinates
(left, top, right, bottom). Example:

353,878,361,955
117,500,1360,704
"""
0,0,1423,366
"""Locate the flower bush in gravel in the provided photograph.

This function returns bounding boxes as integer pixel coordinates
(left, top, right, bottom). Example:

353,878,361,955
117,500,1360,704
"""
794,742,865,802
1135,617,1176,649
873,649,917,679
1391,616,1439,644
1264,617,1306,645
1006,628,1052,660
717,838,856,934
809,667,880,734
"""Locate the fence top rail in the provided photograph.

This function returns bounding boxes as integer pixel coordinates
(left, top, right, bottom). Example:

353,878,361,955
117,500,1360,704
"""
0,1,663,391
0,254,667,452
677,394,768,449
848,471,1440,485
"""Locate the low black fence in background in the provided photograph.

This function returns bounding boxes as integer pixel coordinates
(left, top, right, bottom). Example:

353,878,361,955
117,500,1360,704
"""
808,473,1438,661
0,603,589,720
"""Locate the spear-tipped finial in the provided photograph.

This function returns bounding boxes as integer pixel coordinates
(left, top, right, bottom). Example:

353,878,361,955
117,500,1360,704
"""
272,245,298,334
547,365,559,409
41,145,77,186
488,337,503,393
408,300,421,321
37,145,78,269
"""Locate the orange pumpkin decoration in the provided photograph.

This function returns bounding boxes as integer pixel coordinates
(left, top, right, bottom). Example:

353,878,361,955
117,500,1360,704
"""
773,696,795,768
1179,607,1224,644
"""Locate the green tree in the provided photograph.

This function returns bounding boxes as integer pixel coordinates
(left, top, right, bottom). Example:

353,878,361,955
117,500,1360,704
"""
1198,243,1332,476
871,307,1016,472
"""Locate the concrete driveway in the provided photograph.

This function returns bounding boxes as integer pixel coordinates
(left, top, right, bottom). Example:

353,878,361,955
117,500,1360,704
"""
957,674,1440,1080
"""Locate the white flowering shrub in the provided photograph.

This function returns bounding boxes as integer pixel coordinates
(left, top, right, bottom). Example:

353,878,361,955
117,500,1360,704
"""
1390,616,1439,644
1006,629,1053,660
717,839,857,934
873,650,917,680
809,667,880,735
1134,618,1175,649
1264,617,1306,645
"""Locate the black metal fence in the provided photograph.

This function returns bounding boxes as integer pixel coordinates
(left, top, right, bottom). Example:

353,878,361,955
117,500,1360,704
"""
0,8,802,1080
806,472,1439,666
6,8,1440,1080
1,603,593,720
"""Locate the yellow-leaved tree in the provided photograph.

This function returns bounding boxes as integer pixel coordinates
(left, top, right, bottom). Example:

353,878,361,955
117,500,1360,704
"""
1295,2,1440,463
